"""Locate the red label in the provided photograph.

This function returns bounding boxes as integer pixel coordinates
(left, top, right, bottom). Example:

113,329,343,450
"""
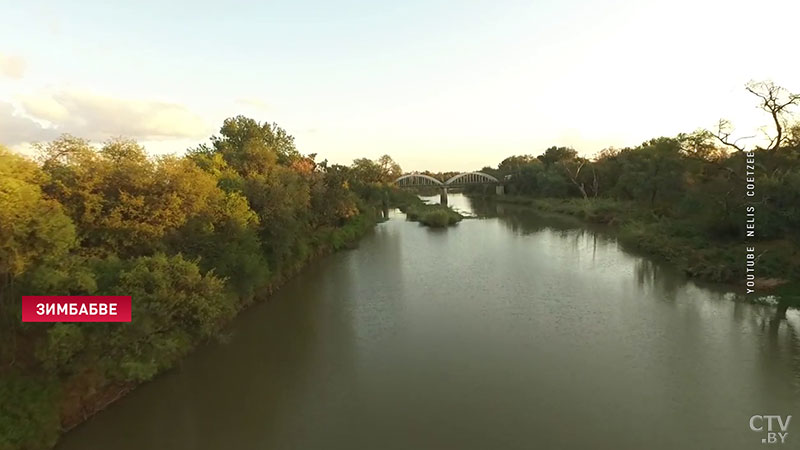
21,296,132,322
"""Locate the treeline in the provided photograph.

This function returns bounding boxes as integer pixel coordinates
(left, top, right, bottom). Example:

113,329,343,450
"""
0,116,403,450
482,134,800,238
470,81,800,296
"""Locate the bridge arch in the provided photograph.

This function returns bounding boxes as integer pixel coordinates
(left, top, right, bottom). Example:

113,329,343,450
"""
393,171,503,206
444,171,499,185
394,173,444,186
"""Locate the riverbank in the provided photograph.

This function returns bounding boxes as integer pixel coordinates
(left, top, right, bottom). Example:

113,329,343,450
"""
477,195,800,300
74,212,376,428
4,210,381,450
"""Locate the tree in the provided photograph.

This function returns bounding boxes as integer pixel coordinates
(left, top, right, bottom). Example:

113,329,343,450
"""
377,155,402,182
1,118,409,449
351,158,383,184
745,80,800,151
0,147,76,281
558,157,590,200
538,146,578,167
309,164,359,227
498,155,538,176
614,138,685,208
209,116,301,175
786,123,800,148
99,254,234,382
38,137,223,257
0,147,78,367
166,188,269,304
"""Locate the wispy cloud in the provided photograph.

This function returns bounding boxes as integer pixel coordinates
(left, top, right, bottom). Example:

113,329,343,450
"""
19,90,210,141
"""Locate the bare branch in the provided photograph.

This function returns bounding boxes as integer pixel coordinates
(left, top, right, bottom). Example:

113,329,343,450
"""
712,119,754,152
745,80,800,150
561,160,588,200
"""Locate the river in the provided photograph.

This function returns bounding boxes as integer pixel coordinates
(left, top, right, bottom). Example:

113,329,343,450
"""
57,193,800,450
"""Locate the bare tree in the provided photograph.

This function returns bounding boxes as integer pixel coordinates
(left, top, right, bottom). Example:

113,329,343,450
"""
712,118,754,152
561,159,588,200
745,80,800,151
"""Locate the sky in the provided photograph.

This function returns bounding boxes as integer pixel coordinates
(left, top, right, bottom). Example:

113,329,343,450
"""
1,0,799,172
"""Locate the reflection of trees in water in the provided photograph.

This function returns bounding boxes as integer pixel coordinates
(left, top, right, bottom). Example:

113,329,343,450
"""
498,211,548,235
633,258,683,303
632,258,800,392
464,195,500,218
561,228,615,253
491,205,582,237
730,299,800,394
484,202,619,253
488,202,627,268
758,311,800,394
469,194,800,392
564,229,595,258
634,259,657,289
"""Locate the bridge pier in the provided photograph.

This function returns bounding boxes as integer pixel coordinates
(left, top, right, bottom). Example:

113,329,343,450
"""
496,184,505,196
440,187,448,205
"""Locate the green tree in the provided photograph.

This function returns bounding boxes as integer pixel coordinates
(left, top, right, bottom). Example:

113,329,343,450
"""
0,147,77,366
38,137,221,258
0,146,76,282
101,254,234,382
208,116,300,174
537,146,578,167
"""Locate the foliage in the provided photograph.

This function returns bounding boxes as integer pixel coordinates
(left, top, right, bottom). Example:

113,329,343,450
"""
0,374,60,450
0,118,400,449
0,147,76,282
484,81,800,290
95,254,233,382
403,203,463,227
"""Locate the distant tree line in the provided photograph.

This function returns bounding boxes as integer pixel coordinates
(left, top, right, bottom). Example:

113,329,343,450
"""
0,116,402,449
462,81,800,293
472,81,800,241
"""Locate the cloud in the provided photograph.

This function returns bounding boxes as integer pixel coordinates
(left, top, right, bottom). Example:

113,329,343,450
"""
0,53,26,79
0,102,58,146
22,95,69,122
19,90,210,141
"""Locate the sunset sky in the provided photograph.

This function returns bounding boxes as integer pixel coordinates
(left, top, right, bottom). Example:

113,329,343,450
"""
1,0,799,171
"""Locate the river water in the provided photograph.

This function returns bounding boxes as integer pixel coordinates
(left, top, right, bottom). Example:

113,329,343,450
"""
58,194,799,450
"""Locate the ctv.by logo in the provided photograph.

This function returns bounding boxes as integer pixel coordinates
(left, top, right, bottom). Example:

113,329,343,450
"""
750,415,791,444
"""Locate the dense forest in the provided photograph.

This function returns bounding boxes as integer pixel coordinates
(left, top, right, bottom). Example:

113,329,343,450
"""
467,81,800,308
0,116,406,450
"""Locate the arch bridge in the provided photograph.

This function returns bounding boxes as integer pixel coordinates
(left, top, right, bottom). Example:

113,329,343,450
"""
394,171,503,205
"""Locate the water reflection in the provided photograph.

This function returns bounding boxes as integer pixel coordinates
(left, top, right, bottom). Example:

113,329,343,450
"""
465,193,800,395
